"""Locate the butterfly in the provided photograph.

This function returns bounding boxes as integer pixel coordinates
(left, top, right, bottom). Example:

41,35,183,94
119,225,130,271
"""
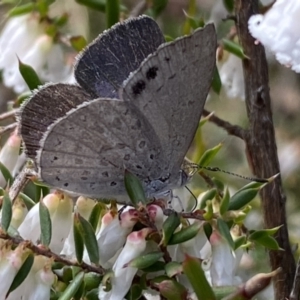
18,15,217,204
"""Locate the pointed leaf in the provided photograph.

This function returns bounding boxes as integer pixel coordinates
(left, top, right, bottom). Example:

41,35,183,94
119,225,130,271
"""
58,271,85,300
198,143,223,167
106,0,119,28
234,236,247,250
18,58,42,90
127,251,163,269
162,212,180,246
223,39,249,59
8,3,35,16
75,0,106,11
0,162,14,187
168,222,202,245
254,235,281,250
73,214,84,264
39,199,52,246
183,255,216,300
223,0,234,12
124,169,146,206
79,214,99,264
199,188,217,209
70,36,87,52
1,192,12,231
19,193,36,209
158,279,188,300
7,253,34,294
88,202,105,232
228,188,259,211
211,66,222,94
249,226,281,240
126,284,143,300
147,0,168,18
220,187,230,215
217,219,234,249
165,261,183,277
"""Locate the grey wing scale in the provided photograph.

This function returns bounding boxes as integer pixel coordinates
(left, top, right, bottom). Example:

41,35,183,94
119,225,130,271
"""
122,24,217,180
37,98,164,197
18,83,93,160
74,15,165,99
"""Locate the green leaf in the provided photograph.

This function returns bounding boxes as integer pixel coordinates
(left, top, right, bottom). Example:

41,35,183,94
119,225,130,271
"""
183,255,216,300
75,0,106,11
70,36,87,52
249,226,281,240
73,214,84,264
223,0,234,12
219,187,230,215
0,162,14,187
211,66,222,94
228,187,259,211
238,180,267,192
79,214,99,264
234,236,247,250
199,188,217,209
125,284,143,300
217,219,234,249
162,212,180,246
146,0,168,18
18,58,42,90
1,192,12,231
106,0,119,28
124,169,146,206
198,143,223,167
16,91,31,106
253,235,281,250
19,193,36,210
165,261,182,277
139,261,165,273
8,3,35,16
85,288,99,300
159,279,188,300
58,271,85,300
222,39,249,59
127,251,163,269
84,273,102,291
39,199,52,246
168,222,202,245
7,253,34,294
88,202,104,232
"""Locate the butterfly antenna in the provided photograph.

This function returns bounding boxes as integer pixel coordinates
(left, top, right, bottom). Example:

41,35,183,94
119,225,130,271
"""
195,164,269,183
184,185,198,211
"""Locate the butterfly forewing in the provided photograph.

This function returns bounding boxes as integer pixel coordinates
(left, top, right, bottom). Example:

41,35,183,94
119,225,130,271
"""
122,24,217,181
75,15,165,99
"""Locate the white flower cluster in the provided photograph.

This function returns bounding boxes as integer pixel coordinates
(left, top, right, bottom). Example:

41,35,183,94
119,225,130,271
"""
0,14,72,93
248,0,300,73
0,189,244,299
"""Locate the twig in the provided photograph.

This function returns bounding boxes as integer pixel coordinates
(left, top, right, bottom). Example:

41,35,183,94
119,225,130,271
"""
290,258,300,300
202,109,245,140
235,1,295,298
0,232,105,274
0,109,17,121
0,122,17,135
9,167,36,203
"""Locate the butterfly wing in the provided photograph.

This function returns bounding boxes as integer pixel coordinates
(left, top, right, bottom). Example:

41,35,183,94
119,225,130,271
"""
122,24,217,181
37,97,164,198
74,15,165,99
18,83,93,160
